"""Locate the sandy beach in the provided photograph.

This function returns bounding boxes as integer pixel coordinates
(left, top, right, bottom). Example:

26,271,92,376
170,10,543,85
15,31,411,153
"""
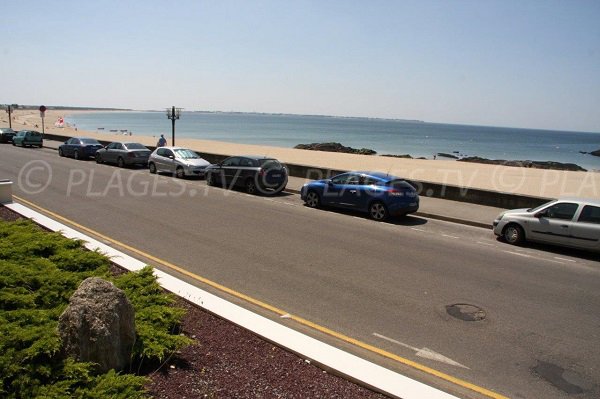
3,109,599,199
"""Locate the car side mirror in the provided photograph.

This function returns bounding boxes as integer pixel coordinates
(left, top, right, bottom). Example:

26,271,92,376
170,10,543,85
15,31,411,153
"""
534,211,546,218
327,179,333,186
168,155,175,160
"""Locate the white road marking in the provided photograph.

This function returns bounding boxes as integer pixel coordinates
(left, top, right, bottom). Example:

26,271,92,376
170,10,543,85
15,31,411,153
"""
476,241,495,246
502,250,532,258
372,333,469,369
411,228,427,232
554,257,576,263
442,234,459,239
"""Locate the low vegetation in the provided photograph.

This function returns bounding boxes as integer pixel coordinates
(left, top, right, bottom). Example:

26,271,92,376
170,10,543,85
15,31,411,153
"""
0,220,191,399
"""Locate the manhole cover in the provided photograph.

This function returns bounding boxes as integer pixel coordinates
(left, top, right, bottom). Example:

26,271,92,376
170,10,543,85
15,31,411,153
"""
445,303,486,321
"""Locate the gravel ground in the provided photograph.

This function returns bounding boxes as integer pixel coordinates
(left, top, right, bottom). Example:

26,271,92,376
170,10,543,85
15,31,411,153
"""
1,205,389,398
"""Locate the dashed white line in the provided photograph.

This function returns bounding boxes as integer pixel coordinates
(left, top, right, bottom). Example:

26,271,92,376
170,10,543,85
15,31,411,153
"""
502,250,532,258
476,241,495,247
554,257,576,263
442,234,459,239
411,227,427,232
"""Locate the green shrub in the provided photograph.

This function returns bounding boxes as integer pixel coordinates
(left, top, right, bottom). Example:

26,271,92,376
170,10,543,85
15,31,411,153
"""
0,219,193,398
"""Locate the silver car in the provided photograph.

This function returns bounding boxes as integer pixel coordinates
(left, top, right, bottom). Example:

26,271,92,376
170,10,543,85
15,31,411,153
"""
493,198,600,252
95,142,151,167
148,146,210,178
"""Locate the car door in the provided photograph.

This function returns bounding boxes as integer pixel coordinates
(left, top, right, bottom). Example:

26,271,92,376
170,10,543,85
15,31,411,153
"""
323,173,355,207
104,143,117,163
156,148,175,173
528,202,579,246
338,174,364,209
64,138,78,156
222,157,241,186
571,205,600,250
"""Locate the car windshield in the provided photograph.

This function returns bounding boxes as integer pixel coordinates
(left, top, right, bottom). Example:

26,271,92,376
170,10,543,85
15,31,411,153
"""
174,149,199,159
124,143,147,150
527,200,557,213
81,139,100,144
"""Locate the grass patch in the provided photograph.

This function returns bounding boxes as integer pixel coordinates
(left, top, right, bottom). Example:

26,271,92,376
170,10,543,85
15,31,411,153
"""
0,219,192,398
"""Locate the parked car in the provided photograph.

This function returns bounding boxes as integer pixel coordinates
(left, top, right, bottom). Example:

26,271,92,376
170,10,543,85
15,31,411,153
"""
493,198,600,252
0,128,16,143
148,146,210,178
205,155,288,195
95,142,151,167
12,130,43,147
58,137,104,160
300,171,419,221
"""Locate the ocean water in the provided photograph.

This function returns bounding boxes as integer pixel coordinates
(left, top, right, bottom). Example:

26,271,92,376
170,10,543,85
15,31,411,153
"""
64,111,600,171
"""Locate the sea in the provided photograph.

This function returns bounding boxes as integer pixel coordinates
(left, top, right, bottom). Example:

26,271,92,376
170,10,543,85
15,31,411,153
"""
64,111,600,171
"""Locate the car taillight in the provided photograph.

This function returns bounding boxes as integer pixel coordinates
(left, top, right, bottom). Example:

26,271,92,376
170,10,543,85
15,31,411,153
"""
387,189,404,196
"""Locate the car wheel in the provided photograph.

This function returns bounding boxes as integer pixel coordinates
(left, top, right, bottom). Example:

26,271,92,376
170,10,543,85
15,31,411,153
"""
503,224,524,245
96,154,103,163
58,147,64,156
12,142,16,146
245,179,257,194
117,157,125,168
73,150,80,160
175,166,185,179
369,201,389,221
149,162,157,174
305,190,321,208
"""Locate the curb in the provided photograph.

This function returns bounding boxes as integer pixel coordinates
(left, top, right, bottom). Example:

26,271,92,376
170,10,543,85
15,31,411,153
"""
4,200,461,399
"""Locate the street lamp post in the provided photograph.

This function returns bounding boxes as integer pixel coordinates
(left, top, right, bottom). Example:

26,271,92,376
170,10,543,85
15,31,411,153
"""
166,106,182,146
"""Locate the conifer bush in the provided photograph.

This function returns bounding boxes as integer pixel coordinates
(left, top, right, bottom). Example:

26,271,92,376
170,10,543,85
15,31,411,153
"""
0,220,192,398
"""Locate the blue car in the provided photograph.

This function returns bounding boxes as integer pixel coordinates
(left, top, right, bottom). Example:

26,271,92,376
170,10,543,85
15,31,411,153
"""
58,137,104,160
300,172,419,221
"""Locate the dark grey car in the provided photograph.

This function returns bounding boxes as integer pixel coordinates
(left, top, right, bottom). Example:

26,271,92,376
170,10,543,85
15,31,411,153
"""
96,142,151,167
205,155,288,195
0,128,16,143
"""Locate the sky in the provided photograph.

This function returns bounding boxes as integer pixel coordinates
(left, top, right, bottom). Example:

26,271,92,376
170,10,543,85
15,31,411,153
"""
1,0,599,132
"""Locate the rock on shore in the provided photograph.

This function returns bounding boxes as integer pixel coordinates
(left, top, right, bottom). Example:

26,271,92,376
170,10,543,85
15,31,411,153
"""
294,142,377,155
591,149,600,157
458,157,587,172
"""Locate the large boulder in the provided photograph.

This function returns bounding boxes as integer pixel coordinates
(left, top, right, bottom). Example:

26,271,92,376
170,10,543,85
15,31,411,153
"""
591,149,600,157
58,277,136,373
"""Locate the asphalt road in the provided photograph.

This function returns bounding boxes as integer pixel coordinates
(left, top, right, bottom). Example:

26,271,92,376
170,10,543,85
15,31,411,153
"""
1,144,599,399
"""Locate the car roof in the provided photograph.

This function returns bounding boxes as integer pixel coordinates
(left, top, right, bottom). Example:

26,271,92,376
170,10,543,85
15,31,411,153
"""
342,171,402,181
226,155,277,160
557,197,600,207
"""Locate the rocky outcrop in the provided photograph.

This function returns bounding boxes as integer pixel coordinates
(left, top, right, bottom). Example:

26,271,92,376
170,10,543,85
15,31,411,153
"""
380,154,413,159
58,277,136,373
294,142,377,155
436,153,459,159
591,149,600,157
458,157,586,172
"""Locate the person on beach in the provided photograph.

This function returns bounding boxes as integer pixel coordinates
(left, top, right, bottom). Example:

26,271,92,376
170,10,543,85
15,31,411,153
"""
157,134,167,147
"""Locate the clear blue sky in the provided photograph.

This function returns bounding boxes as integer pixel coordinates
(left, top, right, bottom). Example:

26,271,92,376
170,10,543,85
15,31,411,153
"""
2,0,599,132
